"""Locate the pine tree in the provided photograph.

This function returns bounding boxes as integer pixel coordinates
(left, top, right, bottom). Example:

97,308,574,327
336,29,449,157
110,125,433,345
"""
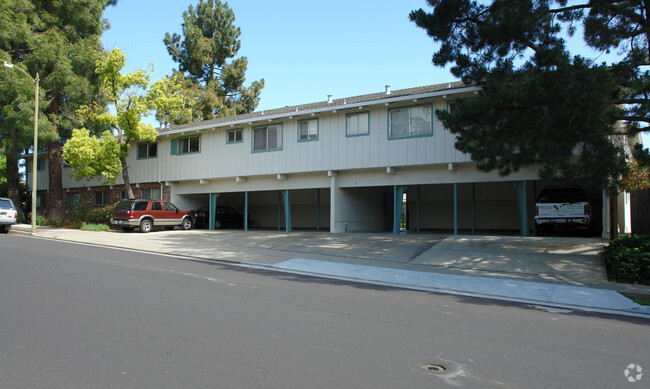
410,0,649,192
0,0,116,216
161,0,264,123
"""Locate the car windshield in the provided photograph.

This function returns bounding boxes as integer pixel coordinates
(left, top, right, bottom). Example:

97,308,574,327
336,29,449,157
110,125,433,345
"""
0,199,14,209
538,188,587,203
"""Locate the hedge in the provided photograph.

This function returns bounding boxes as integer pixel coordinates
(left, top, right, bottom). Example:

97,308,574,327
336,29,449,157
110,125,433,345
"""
603,235,650,285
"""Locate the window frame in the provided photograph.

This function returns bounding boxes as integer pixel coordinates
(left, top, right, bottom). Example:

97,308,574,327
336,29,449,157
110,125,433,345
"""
226,128,243,144
297,118,319,142
66,193,81,207
172,134,201,155
252,123,283,153
387,103,433,140
136,142,158,159
346,111,370,137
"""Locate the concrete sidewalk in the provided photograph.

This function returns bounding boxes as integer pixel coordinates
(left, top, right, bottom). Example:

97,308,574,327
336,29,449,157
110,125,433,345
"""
10,224,650,318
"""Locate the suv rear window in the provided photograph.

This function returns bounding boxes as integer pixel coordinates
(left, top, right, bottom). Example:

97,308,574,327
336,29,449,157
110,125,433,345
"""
537,187,588,203
0,199,14,209
114,200,134,211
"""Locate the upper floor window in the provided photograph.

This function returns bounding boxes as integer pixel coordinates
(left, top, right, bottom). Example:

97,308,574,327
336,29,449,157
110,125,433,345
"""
448,101,456,114
137,142,158,159
388,104,433,139
171,135,200,155
253,124,282,152
346,112,370,137
227,129,243,144
298,118,318,141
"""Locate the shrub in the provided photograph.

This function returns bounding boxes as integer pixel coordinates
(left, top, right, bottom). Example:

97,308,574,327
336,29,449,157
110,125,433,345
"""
603,235,650,285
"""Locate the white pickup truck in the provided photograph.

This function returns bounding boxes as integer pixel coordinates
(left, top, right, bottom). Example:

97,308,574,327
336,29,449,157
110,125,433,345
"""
535,186,593,236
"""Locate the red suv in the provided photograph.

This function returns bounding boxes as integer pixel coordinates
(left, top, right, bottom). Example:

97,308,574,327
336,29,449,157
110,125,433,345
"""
111,200,194,233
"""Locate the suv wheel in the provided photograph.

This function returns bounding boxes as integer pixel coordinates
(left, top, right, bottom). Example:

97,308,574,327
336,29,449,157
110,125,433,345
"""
181,217,192,230
139,219,153,233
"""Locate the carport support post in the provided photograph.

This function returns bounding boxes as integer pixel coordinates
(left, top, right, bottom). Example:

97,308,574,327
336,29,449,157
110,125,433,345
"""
244,192,249,231
454,183,458,235
209,193,219,231
393,185,407,234
416,185,421,233
514,181,529,237
283,189,292,232
471,183,476,234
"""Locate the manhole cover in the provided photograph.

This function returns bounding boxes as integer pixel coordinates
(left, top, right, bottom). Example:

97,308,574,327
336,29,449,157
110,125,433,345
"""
422,364,446,372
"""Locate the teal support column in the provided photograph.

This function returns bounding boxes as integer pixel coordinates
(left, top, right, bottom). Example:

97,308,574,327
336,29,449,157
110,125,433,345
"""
209,193,219,231
283,189,292,232
453,183,458,235
417,185,421,233
244,192,249,231
278,191,282,230
393,185,407,234
471,183,476,234
514,181,529,237
316,189,320,232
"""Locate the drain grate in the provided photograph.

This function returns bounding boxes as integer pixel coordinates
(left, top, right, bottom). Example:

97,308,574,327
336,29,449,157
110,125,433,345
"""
422,364,446,372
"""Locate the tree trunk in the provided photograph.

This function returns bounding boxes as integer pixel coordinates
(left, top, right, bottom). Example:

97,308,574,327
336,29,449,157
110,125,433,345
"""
47,140,65,219
122,158,135,200
5,142,21,211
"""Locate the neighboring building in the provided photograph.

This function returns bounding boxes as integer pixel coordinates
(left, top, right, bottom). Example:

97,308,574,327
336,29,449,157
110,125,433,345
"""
25,82,634,237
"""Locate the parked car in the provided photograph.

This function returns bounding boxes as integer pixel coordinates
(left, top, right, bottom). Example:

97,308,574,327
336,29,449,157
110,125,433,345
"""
192,205,247,229
111,200,194,233
0,197,18,234
535,186,593,236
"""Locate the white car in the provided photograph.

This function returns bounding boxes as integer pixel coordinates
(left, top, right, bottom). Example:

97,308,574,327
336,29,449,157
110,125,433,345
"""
0,197,18,234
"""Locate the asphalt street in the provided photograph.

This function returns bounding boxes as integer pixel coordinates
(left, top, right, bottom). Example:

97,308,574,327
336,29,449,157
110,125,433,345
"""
1,235,648,388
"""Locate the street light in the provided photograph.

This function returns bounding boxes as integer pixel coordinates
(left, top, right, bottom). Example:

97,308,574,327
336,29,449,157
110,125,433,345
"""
3,60,39,233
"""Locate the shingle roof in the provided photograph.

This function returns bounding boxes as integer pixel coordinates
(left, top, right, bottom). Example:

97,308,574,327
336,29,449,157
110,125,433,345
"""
161,81,467,133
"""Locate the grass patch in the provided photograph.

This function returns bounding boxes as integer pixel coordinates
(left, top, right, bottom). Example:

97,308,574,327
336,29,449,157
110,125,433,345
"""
81,224,110,232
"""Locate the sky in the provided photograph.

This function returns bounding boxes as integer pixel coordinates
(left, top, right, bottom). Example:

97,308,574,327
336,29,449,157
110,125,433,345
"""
100,0,450,112
101,0,647,145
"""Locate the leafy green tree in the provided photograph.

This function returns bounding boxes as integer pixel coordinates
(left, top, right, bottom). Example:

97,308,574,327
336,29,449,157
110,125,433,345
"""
0,0,116,216
162,0,264,123
63,48,187,199
410,0,649,192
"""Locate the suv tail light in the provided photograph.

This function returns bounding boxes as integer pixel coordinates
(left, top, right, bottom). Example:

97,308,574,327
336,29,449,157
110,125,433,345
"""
129,210,134,218
584,204,590,216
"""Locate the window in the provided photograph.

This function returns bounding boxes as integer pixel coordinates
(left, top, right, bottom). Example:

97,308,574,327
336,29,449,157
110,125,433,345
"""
67,193,81,207
141,188,161,200
94,191,110,205
388,104,432,139
298,119,318,141
137,142,158,159
346,112,370,136
164,202,179,212
120,190,128,200
151,202,163,211
448,101,456,115
172,135,200,155
252,124,282,152
227,129,243,144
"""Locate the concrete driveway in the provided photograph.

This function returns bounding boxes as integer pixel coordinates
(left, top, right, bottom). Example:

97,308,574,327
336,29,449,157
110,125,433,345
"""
14,225,607,287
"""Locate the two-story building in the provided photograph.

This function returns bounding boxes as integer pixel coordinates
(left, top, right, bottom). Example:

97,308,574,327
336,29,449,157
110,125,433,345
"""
27,82,633,236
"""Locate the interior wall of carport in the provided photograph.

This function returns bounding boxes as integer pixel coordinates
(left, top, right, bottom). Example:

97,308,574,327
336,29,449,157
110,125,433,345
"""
245,189,330,230
405,181,536,233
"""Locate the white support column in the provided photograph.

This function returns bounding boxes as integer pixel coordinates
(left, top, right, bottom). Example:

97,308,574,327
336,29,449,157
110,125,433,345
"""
602,190,610,239
329,171,341,233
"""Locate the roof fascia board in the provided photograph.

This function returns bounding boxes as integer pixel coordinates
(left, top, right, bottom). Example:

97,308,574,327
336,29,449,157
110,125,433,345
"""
160,85,480,137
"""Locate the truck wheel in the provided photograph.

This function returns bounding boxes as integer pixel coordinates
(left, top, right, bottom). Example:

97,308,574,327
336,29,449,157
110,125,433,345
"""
181,218,192,230
139,219,153,233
